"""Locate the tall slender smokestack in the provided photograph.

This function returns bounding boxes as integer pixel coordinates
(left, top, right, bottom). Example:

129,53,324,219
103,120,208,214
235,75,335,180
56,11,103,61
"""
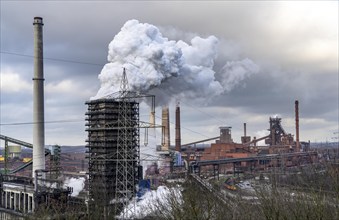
150,111,155,127
244,123,247,137
32,17,45,177
295,100,300,152
161,106,170,151
175,103,181,152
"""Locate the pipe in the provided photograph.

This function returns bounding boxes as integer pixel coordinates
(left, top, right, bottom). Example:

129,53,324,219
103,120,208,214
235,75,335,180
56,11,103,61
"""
175,103,181,152
32,17,45,178
295,100,300,152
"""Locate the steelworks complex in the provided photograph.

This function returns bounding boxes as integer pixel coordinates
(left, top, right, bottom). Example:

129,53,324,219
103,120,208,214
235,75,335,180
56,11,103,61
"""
0,17,337,219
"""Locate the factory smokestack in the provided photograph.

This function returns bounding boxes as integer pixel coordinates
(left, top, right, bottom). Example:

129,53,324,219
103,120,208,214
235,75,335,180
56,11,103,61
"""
150,111,155,127
161,106,170,151
175,103,181,152
32,17,45,177
295,100,300,152
244,123,247,137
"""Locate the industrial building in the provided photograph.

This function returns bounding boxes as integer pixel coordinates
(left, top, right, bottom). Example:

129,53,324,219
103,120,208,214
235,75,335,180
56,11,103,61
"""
85,97,140,218
153,100,315,179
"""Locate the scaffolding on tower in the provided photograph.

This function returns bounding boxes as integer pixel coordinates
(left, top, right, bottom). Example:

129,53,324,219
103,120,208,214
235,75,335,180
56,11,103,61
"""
85,68,159,219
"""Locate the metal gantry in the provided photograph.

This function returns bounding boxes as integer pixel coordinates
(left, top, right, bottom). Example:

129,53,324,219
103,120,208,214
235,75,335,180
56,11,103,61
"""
0,135,32,174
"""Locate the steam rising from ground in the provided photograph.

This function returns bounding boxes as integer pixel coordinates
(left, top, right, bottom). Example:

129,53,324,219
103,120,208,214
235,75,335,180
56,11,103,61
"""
64,177,85,197
92,20,259,105
121,185,182,218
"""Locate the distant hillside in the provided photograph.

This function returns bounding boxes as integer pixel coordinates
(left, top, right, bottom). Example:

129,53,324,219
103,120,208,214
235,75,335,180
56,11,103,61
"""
60,145,86,153
0,145,86,154
311,142,338,148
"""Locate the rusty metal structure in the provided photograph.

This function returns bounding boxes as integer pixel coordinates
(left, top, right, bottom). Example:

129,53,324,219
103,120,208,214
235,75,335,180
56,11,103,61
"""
175,103,181,152
218,127,233,144
241,123,251,144
295,100,300,152
161,107,170,151
265,117,294,148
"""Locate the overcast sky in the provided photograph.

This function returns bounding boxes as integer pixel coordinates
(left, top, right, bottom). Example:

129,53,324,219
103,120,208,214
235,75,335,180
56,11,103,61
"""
0,1,338,147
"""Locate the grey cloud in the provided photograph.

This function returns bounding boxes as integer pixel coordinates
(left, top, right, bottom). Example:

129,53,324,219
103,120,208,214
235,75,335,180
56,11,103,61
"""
0,1,337,144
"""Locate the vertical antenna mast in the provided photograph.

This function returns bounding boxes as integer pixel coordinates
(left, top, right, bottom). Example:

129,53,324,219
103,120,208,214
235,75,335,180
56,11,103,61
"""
120,67,129,97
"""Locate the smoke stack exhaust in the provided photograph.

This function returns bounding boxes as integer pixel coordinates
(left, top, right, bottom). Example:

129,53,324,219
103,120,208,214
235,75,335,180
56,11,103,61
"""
295,100,300,152
32,17,45,177
175,103,181,152
161,106,170,151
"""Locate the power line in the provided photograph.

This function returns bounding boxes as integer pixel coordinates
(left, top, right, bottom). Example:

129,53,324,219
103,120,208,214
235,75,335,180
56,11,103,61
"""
0,119,84,126
1,50,243,139
154,114,210,139
156,88,236,128
1,51,104,67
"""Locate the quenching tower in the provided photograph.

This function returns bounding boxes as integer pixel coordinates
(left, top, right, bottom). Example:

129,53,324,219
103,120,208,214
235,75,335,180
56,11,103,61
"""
85,98,139,218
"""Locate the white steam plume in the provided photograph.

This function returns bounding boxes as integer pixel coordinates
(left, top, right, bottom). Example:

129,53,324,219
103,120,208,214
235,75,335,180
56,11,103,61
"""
121,185,182,219
92,19,259,105
64,177,85,197
219,58,260,92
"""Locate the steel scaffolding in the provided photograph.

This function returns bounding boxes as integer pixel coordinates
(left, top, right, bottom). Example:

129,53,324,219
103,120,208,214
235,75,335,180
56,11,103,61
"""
85,98,139,218
85,68,158,218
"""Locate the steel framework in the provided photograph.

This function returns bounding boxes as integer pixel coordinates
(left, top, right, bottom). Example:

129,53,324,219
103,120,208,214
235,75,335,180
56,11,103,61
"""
86,98,139,218
85,68,156,218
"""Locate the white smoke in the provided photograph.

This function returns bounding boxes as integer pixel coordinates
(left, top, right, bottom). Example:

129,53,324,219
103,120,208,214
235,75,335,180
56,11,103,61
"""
219,58,260,92
92,19,259,105
271,114,282,118
64,177,85,197
121,185,182,219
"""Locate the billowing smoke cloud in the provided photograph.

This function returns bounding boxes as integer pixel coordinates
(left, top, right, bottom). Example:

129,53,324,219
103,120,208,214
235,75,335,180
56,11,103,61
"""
92,19,259,105
121,185,182,218
219,58,260,92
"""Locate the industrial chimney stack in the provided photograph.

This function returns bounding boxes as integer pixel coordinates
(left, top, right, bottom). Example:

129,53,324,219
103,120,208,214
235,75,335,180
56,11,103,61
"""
244,123,247,137
175,103,181,152
161,106,170,151
295,100,300,152
32,17,45,177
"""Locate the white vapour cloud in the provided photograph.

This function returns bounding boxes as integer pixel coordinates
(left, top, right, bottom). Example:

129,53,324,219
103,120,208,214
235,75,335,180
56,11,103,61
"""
219,58,260,92
92,19,259,105
64,177,85,197
122,185,182,219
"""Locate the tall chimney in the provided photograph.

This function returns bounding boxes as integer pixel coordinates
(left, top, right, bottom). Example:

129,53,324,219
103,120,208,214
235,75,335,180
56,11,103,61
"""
32,17,45,177
295,100,300,152
175,103,181,152
150,111,155,127
244,123,247,137
161,106,170,151
149,97,155,127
